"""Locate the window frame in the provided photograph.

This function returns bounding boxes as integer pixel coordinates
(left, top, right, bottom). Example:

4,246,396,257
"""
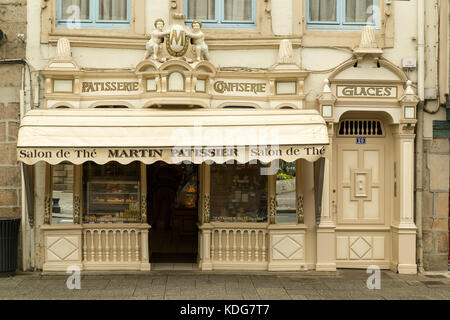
306,0,380,30
184,0,257,29
56,0,131,29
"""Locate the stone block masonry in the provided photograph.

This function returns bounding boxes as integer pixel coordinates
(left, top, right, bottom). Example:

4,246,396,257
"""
422,138,450,271
0,0,27,219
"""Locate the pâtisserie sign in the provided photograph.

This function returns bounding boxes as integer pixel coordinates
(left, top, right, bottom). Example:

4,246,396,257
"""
17,146,326,165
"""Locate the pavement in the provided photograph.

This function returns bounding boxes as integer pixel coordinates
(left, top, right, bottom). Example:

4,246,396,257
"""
0,269,449,300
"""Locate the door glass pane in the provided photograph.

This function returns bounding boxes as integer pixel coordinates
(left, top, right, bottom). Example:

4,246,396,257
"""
52,163,74,224
224,0,252,21
188,0,215,20
309,0,337,22
98,0,128,21
61,0,90,20
276,161,297,223
346,0,374,23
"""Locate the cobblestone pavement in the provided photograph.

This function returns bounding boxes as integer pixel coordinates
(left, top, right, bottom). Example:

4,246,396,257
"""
0,269,449,300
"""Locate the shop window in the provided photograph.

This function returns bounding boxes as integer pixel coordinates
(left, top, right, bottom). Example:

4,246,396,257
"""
307,0,379,30
57,0,131,29
83,162,141,224
210,162,268,223
52,163,74,224
185,0,256,29
275,161,296,223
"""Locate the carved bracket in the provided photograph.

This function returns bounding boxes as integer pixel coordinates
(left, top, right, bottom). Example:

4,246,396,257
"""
73,195,81,224
269,196,276,224
296,194,304,224
203,193,210,223
141,195,147,223
44,196,51,224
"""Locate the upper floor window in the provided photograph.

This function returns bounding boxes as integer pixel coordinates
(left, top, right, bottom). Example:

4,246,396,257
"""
307,0,379,30
57,0,131,29
184,0,256,29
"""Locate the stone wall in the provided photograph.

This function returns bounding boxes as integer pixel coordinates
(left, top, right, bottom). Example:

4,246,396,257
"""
422,138,450,270
0,0,26,219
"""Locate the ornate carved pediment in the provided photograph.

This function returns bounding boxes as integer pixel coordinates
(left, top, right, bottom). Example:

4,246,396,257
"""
144,16,210,64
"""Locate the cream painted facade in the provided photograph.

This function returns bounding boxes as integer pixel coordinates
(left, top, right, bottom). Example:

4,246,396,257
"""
16,0,449,274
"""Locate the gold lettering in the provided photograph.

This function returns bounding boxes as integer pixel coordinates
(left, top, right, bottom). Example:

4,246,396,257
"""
171,30,185,46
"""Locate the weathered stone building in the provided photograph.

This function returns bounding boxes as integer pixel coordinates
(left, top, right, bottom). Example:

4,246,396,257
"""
0,0,27,269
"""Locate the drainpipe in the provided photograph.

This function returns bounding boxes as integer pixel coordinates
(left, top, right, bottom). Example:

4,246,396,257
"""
415,0,425,273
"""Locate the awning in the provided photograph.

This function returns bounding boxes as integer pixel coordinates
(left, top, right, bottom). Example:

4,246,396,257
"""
17,109,329,165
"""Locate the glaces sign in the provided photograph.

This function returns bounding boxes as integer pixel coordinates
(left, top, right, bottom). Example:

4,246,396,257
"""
337,85,397,98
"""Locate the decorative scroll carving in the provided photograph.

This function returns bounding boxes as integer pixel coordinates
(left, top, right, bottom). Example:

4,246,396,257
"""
73,195,81,224
143,17,209,63
141,195,147,223
44,196,51,224
203,193,210,223
296,194,304,224
269,197,276,224
55,38,72,60
277,39,294,64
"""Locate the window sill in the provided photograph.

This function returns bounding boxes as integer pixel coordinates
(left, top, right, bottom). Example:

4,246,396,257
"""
302,30,384,49
48,32,303,50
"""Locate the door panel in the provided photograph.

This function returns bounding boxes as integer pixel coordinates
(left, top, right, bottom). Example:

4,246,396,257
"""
337,142,385,225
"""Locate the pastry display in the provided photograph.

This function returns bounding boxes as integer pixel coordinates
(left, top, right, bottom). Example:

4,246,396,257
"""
84,180,141,224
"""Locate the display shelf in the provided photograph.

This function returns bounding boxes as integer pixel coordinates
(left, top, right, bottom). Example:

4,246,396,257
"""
85,180,141,224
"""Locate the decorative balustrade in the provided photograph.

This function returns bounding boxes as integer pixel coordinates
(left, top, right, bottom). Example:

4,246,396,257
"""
201,224,268,270
82,224,150,271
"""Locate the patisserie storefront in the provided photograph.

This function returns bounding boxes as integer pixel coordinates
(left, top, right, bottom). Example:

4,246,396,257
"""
17,19,420,274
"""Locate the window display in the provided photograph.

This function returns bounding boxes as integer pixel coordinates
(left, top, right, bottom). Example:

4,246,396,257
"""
83,162,141,223
275,161,296,223
52,163,74,224
210,162,267,222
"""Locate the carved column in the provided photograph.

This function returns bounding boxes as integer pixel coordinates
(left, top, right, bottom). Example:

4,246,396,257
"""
73,165,82,224
316,123,336,271
199,163,213,270
268,173,276,224
392,124,417,274
296,159,304,224
139,164,147,224
44,163,52,225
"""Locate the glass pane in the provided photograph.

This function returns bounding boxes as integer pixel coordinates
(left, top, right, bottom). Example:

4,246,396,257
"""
83,162,141,224
346,0,374,24
210,162,268,223
52,163,74,224
309,0,337,22
276,161,297,223
61,0,90,20
188,0,215,20
98,0,128,21
224,0,252,21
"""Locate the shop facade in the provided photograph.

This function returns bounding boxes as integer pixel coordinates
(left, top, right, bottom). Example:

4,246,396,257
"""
18,0,442,274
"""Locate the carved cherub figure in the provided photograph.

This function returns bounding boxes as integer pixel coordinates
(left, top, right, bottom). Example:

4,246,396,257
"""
144,19,169,60
187,20,209,62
